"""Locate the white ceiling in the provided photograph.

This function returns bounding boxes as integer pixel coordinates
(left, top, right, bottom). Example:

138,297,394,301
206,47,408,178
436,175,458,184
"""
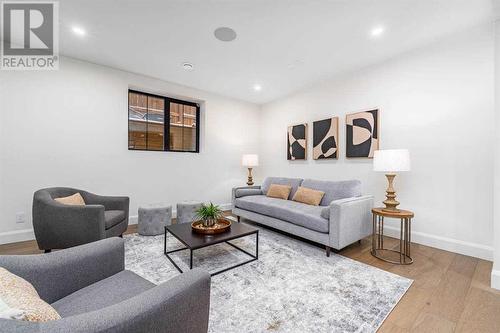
59,0,494,104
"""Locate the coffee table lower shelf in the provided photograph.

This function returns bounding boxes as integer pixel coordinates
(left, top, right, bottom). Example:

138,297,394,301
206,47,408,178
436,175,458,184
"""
164,228,258,276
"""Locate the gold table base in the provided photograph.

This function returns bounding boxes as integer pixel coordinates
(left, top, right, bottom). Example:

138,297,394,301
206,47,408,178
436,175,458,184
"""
371,208,414,265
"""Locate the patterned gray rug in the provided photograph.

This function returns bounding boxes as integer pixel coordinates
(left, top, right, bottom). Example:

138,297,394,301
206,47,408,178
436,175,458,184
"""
124,223,412,333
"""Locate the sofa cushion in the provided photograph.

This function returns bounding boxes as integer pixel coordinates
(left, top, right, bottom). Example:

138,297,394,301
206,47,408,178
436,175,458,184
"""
320,207,330,220
301,179,362,206
104,210,126,229
292,187,325,206
266,184,292,200
261,177,303,200
52,270,154,317
235,195,328,233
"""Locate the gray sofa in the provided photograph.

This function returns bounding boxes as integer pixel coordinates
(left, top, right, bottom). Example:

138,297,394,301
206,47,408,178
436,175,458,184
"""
232,177,373,256
33,187,129,252
0,238,211,333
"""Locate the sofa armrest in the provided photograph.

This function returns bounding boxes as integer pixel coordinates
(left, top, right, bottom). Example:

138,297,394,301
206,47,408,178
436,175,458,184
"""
235,188,262,198
232,185,261,204
40,268,211,333
328,195,373,249
0,238,125,304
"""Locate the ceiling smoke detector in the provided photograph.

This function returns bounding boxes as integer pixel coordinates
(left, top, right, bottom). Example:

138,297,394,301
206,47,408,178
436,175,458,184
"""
182,62,194,70
214,27,237,42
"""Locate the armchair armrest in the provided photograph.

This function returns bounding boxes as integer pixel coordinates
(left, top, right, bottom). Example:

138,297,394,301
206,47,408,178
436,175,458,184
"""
231,185,261,204
0,238,125,304
82,192,130,213
42,268,211,333
328,195,373,249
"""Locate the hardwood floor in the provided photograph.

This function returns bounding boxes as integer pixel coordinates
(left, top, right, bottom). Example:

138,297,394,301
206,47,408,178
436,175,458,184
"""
339,238,500,332
1,221,499,332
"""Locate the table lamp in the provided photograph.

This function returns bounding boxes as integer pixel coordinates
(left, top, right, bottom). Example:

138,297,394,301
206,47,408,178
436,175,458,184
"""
241,154,259,186
373,149,410,212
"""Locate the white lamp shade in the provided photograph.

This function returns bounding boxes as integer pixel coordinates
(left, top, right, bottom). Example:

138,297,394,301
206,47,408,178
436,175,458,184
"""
242,154,259,167
373,149,410,172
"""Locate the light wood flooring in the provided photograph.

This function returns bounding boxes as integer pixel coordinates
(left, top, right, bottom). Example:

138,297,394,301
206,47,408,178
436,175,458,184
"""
1,220,499,332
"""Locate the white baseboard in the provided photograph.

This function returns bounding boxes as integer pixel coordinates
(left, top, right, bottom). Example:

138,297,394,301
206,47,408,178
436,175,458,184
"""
0,203,233,244
383,225,494,261
491,270,500,290
0,229,35,245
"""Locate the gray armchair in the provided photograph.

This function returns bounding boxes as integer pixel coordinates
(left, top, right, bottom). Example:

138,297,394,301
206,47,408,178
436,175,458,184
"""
0,238,211,333
33,187,129,252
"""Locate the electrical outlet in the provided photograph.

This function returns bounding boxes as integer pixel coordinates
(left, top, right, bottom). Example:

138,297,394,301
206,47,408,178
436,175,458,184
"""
15,212,26,224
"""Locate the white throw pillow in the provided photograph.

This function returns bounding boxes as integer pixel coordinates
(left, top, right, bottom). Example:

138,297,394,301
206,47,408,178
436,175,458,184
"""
0,298,25,320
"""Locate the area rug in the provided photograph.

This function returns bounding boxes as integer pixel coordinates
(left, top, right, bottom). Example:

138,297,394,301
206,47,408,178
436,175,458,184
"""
124,223,412,333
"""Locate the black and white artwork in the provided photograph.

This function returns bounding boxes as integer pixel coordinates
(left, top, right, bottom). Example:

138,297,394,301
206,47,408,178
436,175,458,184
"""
313,117,339,159
287,123,307,160
346,109,379,158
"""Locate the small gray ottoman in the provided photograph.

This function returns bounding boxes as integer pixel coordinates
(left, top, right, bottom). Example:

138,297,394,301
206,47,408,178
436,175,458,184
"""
138,204,172,236
176,201,203,224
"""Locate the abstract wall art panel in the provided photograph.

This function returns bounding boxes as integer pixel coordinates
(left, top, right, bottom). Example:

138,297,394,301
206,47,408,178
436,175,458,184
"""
287,123,307,160
313,117,339,159
346,109,379,158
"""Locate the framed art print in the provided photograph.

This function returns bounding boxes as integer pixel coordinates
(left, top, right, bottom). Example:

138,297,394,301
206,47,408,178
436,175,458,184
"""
346,109,379,158
287,123,307,160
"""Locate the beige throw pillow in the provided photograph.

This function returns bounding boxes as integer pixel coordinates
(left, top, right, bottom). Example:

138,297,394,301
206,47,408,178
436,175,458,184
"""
266,184,292,200
292,187,325,206
0,267,61,322
54,193,85,206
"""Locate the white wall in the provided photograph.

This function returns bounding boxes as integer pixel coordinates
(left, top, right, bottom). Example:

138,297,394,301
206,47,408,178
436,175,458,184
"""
492,20,500,290
259,25,495,260
0,57,261,243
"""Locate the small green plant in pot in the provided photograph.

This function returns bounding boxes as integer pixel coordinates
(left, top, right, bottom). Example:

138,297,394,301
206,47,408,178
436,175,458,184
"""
195,202,223,227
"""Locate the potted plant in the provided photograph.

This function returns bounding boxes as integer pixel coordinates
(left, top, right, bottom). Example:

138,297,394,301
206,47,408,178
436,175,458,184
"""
195,202,223,227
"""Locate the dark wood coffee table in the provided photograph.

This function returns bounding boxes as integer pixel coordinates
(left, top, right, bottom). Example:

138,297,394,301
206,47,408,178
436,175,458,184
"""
164,221,258,276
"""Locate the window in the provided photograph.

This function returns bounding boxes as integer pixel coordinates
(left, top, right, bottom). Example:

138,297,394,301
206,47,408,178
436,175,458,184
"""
128,90,200,152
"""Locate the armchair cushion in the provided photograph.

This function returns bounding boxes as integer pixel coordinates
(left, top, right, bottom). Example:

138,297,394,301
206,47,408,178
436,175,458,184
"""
104,210,126,229
0,267,61,322
54,193,85,206
52,270,154,317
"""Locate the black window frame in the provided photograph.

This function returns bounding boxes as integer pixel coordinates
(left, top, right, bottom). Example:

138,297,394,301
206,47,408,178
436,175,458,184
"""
128,89,200,153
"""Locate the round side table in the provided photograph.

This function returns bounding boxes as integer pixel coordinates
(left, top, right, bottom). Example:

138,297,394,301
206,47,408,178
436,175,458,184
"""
371,208,414,265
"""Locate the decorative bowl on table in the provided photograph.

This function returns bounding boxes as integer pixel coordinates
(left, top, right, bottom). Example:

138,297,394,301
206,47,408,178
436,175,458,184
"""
191,218,231,235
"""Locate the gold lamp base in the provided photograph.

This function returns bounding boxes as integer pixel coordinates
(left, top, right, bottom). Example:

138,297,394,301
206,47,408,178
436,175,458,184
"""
246,168,254,186
382,173,400,212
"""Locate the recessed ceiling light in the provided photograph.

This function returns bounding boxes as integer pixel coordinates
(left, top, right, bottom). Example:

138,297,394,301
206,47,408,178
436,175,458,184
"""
182,62,194,70
214,27,237,42
71,26,86,37
253,84,262,92
370,26,385,37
